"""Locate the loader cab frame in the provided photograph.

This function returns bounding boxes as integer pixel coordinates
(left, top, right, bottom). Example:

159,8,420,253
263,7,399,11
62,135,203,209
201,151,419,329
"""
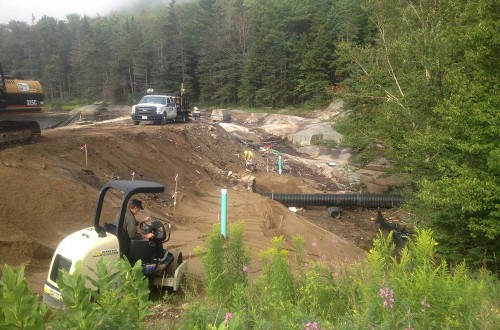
92,180,164,257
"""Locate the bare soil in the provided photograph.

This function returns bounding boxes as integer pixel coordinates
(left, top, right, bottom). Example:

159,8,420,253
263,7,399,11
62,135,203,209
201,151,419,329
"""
0,108,406,294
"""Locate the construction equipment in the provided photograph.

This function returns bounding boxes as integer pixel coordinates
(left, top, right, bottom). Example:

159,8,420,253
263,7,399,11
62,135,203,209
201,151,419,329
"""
0,62,43,146
131,88,191,125
0,120,41,146
0,62,44,112
43,180,188,310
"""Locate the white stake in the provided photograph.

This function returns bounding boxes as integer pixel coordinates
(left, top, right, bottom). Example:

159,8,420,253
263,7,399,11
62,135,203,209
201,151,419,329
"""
172,174,179,211
80,144,88,167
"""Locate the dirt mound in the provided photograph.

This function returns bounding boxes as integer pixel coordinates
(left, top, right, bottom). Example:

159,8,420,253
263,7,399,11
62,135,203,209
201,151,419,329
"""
0,116,383,293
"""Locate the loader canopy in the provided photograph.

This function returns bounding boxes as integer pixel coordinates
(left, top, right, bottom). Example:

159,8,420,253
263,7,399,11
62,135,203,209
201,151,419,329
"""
93,180,165,256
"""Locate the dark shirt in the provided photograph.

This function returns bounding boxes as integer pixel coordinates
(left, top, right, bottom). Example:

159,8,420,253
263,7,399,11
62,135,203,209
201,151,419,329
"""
123,208,138,239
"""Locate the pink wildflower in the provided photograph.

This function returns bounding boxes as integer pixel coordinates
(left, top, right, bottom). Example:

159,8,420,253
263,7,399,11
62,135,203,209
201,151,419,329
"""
305,321,320,329
225,312,233,326
242,265,249,273
379,287,395,308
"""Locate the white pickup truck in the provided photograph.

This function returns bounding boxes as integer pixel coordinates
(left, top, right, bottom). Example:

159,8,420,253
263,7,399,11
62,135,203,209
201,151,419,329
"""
131,93,190,125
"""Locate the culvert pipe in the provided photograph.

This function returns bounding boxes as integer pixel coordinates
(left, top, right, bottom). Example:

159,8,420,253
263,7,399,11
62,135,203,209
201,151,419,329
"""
327,206,341,218
259,192,403,208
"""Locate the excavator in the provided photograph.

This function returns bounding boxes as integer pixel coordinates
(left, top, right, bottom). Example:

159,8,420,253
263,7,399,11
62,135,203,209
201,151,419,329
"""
0,62,43,147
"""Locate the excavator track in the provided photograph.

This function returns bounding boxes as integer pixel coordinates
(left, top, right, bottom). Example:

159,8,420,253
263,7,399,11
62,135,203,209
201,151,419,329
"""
0,120,41,148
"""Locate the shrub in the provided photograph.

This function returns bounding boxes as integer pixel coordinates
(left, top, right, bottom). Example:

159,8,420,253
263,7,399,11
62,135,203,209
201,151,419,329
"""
339,229,500,329
0,265,47,329
258,236,295,303
185,228,500,329
49,258,152,329
197,221,250,305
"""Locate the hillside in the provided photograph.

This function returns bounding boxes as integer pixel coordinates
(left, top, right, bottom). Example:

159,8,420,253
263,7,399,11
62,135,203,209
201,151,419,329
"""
0,108,406,293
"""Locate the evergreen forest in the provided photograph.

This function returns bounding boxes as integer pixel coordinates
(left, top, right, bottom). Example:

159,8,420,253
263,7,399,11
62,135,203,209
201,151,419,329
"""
0,0,498,272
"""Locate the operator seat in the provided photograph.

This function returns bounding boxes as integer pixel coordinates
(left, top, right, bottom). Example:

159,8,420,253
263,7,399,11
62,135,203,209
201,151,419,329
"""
128,219,167,261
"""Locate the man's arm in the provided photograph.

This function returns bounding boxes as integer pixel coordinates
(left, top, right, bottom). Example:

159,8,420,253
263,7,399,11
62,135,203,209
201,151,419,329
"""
136,216,154,239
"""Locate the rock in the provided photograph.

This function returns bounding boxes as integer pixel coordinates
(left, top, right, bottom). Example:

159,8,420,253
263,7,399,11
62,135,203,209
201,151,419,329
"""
232,175,256,192
292,122,343,147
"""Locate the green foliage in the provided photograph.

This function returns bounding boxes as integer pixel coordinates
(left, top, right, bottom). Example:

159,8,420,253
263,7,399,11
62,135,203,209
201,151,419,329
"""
327,0,374,44
334,0,500,271
258,236,295,303
207,312,243,330
0,265,47,330
291,235,305,268
296,263,344,322
44,99,83,111
183,230,500,328
3,229,500,329
339,229,500,329
197,221,250,305
0,0,374,106
310,134,337,148
50,258,152,329
179,301,218,330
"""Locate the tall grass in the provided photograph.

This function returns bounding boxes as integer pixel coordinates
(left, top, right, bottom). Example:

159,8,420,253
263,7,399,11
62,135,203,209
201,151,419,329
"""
183,225,500,329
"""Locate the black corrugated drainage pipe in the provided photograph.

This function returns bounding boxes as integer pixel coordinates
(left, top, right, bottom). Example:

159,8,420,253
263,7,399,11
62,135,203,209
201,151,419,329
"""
259,192,403,208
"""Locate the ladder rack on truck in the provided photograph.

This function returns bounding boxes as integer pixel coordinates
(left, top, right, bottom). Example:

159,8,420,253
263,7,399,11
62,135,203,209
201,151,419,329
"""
131,91,191,125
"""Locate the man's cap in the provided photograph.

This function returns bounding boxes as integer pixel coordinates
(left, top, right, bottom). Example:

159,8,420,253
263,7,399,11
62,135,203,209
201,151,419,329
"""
131,199,144,210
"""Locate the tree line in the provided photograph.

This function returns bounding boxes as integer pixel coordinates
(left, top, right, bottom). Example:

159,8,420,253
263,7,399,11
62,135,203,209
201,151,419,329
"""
1,0,498,272
0,0,354,107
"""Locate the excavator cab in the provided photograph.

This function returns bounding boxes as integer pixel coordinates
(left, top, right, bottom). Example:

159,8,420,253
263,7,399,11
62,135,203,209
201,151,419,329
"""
0,62,44,111
0,62,44,146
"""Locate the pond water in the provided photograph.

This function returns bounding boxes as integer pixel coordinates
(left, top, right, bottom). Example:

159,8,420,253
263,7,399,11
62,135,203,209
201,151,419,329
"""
0,112,69,129
0,110,125,129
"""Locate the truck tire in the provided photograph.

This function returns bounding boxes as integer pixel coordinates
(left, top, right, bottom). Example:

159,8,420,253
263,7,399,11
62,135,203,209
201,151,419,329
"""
133,121,140,125
160,113,167,125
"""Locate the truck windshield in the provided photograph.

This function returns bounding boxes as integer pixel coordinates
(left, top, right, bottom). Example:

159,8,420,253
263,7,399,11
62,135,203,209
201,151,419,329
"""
140,96,167,105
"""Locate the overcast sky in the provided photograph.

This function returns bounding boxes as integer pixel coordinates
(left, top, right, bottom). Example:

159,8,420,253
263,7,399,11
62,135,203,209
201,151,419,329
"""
0,0,129,24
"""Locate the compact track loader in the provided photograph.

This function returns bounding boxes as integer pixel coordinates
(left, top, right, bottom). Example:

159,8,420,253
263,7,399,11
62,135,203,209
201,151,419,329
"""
43,180,187,309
